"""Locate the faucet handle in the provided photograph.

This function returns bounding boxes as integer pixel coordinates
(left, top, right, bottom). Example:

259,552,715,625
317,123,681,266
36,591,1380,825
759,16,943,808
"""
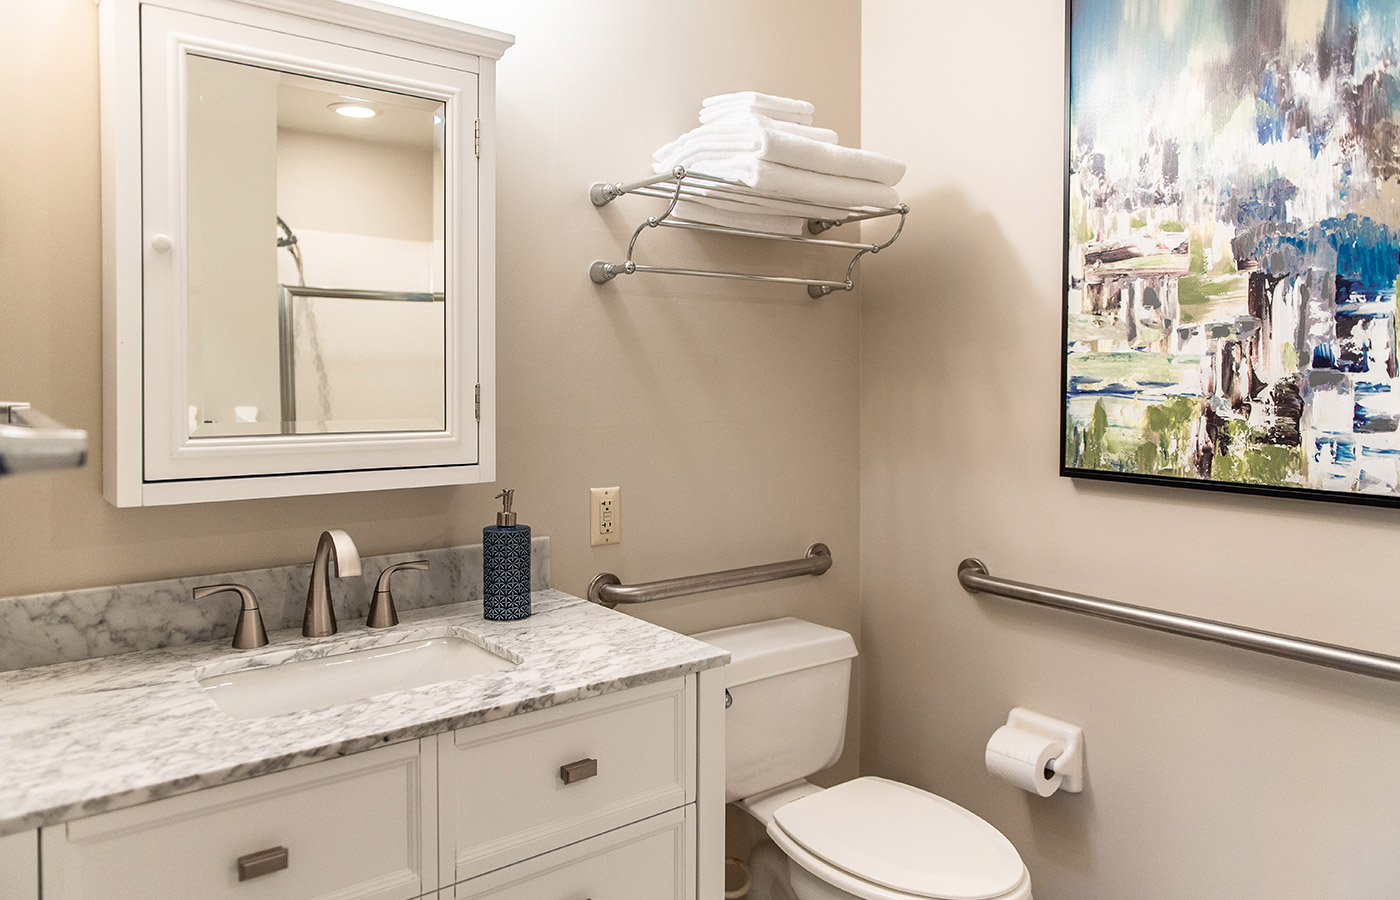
192,583,269,650
368,560,428,628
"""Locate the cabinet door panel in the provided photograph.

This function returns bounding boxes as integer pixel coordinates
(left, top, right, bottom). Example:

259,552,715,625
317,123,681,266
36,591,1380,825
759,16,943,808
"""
42,741,431,900
440,678,693,882
454,807,694,900
0,830,38,900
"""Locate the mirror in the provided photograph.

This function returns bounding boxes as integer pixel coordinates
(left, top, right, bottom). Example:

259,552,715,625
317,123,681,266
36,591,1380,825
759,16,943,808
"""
103,0,509,506
184,55,446,438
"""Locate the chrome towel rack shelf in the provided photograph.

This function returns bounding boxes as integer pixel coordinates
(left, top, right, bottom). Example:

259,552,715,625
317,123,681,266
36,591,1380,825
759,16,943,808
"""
589,167,907,298
0,402,87,477
957,558,1400,683
588,543,832,608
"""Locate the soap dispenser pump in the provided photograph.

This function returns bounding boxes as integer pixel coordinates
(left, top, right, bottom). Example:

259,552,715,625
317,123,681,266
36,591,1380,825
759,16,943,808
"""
483,489,531,620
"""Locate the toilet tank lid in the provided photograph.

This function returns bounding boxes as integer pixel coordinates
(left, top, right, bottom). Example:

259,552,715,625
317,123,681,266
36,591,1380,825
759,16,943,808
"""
693,617,856,687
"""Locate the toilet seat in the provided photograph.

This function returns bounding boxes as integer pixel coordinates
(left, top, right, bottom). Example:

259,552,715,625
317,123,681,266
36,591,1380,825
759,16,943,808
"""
767,777,1031,900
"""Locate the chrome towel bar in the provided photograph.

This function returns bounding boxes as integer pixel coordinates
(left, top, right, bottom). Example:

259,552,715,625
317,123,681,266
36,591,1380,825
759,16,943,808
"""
589,167,908,298
588,543,832,608
957,558,1400,683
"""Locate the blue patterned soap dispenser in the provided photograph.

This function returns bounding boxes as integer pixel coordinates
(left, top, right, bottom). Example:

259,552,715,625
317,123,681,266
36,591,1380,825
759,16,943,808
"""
483,489,531,621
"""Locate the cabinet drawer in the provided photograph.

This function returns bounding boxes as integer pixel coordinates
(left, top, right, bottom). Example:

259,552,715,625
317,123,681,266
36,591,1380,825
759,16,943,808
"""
42,741,432,900
439,677,694,882
453,806,694,900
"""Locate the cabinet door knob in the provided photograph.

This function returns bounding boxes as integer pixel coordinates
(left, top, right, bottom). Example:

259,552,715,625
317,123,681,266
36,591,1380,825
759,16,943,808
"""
149,234,173,253
559,757,598,785
237,846,289,882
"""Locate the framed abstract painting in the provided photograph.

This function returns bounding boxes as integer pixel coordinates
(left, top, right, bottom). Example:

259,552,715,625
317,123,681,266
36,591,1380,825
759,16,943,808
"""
1062,0,1400,506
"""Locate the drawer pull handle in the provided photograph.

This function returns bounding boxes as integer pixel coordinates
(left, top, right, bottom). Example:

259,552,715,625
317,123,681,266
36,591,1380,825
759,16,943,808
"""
237,846,289,882
559,757,598,785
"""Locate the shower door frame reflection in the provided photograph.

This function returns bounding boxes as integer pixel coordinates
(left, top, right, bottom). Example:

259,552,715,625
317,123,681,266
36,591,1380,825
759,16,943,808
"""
277,286,446,435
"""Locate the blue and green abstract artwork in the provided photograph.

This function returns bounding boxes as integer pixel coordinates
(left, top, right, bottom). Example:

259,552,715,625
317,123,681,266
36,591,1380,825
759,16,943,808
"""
1064,0,1400,504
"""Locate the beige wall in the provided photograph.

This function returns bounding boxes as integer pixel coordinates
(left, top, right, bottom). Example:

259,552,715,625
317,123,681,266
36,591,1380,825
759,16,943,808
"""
861,2,1400,897
278,130,435,243
0,0,863,778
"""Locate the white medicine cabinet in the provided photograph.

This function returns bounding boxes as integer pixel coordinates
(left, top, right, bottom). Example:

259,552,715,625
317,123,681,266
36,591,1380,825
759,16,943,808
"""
99,0,512,506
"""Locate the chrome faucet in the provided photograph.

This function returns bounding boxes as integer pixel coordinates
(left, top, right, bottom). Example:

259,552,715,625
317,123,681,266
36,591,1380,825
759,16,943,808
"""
303,529,362,637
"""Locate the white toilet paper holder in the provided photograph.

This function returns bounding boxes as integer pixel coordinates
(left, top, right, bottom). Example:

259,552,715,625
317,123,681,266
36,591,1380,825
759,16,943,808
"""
1005,708,1084,793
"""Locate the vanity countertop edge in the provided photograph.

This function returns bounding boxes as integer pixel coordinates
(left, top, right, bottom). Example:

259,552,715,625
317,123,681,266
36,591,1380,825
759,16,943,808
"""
0,589,729,837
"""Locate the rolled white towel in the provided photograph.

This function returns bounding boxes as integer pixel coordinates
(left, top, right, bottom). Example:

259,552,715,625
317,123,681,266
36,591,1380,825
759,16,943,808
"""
665,131,905,187
670,199,807,236
654,156,900,209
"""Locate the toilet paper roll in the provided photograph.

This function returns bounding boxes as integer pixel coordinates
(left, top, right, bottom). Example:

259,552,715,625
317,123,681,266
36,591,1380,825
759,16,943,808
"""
985,725,1064,797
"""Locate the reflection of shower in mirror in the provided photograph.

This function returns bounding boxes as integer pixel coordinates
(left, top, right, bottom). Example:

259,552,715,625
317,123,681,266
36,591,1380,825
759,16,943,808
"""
276,216,332,427
275,216,305,287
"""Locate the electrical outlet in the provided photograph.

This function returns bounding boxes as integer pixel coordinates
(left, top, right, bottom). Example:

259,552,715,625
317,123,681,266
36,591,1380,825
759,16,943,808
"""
590,486,620,546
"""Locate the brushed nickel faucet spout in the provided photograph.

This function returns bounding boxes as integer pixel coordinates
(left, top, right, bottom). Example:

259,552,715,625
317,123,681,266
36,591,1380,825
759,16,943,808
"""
304,529,361,637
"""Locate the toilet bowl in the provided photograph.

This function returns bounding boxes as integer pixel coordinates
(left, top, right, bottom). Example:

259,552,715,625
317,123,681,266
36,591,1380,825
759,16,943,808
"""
696,618,1032,900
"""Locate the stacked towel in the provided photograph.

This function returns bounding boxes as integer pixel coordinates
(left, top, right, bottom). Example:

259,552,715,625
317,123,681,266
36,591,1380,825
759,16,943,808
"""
652,92,906,234
700,91,815,125
658,127,906,188
670,200,808,236
653,115,840,169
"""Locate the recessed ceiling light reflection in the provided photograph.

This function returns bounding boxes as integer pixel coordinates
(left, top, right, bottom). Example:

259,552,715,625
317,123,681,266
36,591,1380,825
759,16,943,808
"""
329,102,376,119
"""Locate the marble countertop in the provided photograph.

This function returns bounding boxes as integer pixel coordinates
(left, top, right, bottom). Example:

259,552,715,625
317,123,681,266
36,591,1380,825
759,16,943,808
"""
0,590,728,837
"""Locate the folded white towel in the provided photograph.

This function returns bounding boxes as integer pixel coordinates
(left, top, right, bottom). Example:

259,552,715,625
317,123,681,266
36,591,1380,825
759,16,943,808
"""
663,131,906,187
767,131,905,185
658,115,838,155
670,190,854,221
700,101,813,126
701,91,815,116
654,157,900,209
671,199,807,236
701,111,838,143
653,118,839,169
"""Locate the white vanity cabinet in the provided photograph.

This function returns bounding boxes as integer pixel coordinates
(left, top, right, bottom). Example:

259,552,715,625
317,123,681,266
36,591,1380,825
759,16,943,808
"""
36,673,724,900
0,830,39,900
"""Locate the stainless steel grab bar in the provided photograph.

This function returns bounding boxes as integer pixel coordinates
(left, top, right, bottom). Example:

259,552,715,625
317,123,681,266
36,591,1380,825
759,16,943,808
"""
957,558,1400,683
588,543,832,608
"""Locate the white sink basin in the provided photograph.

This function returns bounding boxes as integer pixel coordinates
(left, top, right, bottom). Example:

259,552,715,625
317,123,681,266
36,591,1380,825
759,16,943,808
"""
199,636,517,720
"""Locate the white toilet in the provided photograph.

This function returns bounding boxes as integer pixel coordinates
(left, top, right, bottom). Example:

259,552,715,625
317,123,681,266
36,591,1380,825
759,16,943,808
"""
696,617,1032,900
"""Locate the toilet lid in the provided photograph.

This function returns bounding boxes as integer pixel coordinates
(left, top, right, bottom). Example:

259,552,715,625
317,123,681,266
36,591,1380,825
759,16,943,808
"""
771,777,1026,900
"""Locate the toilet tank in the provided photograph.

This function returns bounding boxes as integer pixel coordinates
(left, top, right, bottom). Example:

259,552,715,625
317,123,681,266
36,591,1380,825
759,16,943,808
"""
694,618,857,803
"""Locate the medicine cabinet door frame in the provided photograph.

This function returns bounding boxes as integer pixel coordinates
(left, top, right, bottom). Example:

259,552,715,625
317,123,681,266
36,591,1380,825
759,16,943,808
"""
100,0,505,507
